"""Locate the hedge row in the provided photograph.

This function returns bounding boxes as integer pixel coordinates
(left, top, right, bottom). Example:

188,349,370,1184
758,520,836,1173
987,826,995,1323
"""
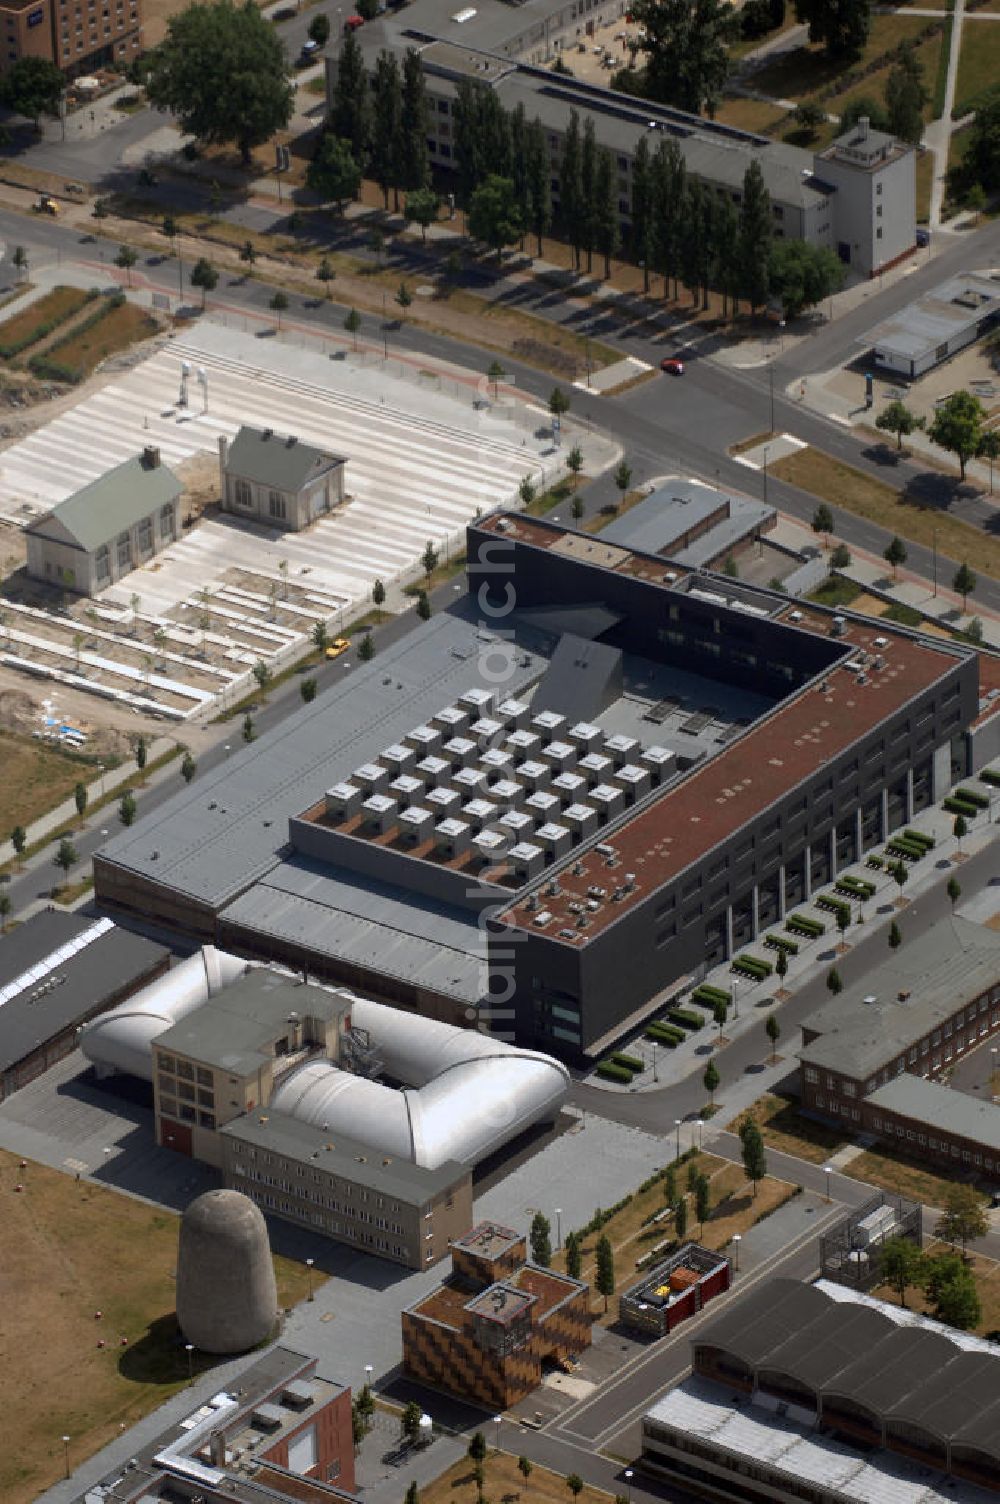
955,786,989,810
613,1052,644,1072
981,768,1000,789
787,913,824,938
668,1007,705,1031
646,1021,685,1047
692,982,731,1007
596,1060,632,1083
733,954,773,980
764,931,798,955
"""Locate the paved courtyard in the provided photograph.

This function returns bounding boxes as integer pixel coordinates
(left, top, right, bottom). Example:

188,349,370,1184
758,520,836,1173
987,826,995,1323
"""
0,321,570,618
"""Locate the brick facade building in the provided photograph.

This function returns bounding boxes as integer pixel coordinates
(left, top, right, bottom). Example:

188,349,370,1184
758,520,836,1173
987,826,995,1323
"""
402,1222,591,1408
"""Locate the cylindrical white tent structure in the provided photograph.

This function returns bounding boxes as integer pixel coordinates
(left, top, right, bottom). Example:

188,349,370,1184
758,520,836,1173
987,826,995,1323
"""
79,946,249,1080
78,951,570,1171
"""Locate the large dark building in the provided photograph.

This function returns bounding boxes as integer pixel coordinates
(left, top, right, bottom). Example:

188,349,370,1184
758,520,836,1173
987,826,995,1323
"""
94,506,997,1061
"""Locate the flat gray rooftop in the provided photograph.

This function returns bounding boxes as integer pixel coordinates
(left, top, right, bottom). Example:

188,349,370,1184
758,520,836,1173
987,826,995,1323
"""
798,914,1000,1077
868,1073,1000,1156
154,969,346,1073
599,480,775,569
865,271,1000,363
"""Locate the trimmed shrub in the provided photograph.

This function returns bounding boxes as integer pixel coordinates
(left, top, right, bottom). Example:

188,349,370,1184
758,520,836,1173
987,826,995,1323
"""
764,932,798,955
866,853,884,869
668,1007,705,1031
613,1052,643,1073
596,1060,633,1083
980,768,1000,788
903,828,935,849
787,913,825,937
692,983,731,1005
955,786,989,810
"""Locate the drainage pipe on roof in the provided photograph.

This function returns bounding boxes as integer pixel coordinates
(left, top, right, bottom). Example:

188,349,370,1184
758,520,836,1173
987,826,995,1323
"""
78,946,250,1081
270,995,570,1171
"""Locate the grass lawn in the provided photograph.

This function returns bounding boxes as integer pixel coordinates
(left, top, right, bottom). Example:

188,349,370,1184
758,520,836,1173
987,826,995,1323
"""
37,299,159,383
729,1093,850,1164
422,1451,616,1504
954,17,1000,115
916,148,935,223
871,1241,1000,1336
828,27,944,127
807,574,863,608
0,1148,311,1504
0,286,93,360
0,730,100,834
549,1150,798,1325
751,15,932,106
842,1144,991,1210
714,96,790,135
769,446,1000,580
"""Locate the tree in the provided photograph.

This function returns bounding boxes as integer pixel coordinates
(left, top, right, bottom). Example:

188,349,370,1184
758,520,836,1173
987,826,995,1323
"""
650,137,685,300
674,1193,688,1239
559,109,584,268
468,175,523,259
826,966,843,994
144,0,293,163
924,1251,981,1329
400,47,431,193
416,590,431,621
630,135,653,291
567,444,584,480
738,160,772,312
0,56,64,127
794,0,870,59
405,186,438,241
404,1484,420,1504
358,631,374,662
487,360,506,400
356,1384,374,1429
740,1117,767,1194
0,892,11,933
136,736,147,776
307,11,330,47
301,676,318,703
331,27,369,164
162,214,179,249
952,562,976,612
270,290,289,329
11,824,27,864
312,621,329,654
977,429,1000,493
370,49,404,209
793,99,826,140
401,1401,422,1444
115,244,138,287
579,117,598,274
519,476,537,508
695,1173,711,1232
473,1463,485,1504
422,540,439,580
812,503,834,541
888,918,902,950
946,874,961,910
766,1013,780,1062
566,1476,584,1500
841,94,890,133
468,1432,487,1464
571,493,585,522
613,460,633,507
836,905,851,946
190,257,218,308
344,307,362,349
12,245,28,282
713,997,728,1040
395,282,412,320
315,257,336,301
518,1457,533,1487
180,752,197,783
549,387,571,419
936,1184,989,1256
74,781,88,826
954,812,967,855
530,1210,552,1266
664,1166,677,1205
890,859,908,901
593,147,621,279
372,578,386,608
876,398,923,451
928,390,987,481
878,1235,924,1306
242,713,255,743
307,134,361,211
54,836,78,887
830,543,851,570
883,535,907,580
525,116,552,257
119,791,137,827
767,239,845,319
630,0,738,113
885,44,929,145
703,1059,720,1106
595,1234,615,1310
565,1230,582,1279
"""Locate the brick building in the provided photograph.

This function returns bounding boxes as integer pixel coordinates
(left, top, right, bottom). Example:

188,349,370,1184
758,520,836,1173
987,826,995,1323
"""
402,1222,591,1407
0,0,141,76
799,914,1000,1168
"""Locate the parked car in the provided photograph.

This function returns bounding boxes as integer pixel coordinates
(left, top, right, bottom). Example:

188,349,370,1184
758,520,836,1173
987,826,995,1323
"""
297,37,319,64
325,636,352,659
660,357,685,376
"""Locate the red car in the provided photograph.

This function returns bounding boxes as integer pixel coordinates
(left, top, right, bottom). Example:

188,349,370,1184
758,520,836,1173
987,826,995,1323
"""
660,357,685,376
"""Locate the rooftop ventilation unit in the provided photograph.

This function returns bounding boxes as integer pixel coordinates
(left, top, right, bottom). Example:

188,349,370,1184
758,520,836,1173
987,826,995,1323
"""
873,636,889,648
831,615,846,637
789,609,803,622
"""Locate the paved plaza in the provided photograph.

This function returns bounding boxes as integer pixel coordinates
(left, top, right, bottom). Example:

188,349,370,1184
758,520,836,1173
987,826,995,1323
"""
0,321,573,617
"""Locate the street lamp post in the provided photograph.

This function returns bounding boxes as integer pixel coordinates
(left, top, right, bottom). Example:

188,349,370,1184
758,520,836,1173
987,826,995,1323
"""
732,1233,742,1272
624,1468,633,1503
823,1164,833,1202
555,1207,562,1251
364,1363,373,1394
932,529,938,597
62,1435,71,1479
306,1256,315,1300
185,1343,194,1382
768,364,774,435
762,446,769,507
493,1413,502,1454
652,1039,658,1082
674,1118,682,1161
992,1047,998,1099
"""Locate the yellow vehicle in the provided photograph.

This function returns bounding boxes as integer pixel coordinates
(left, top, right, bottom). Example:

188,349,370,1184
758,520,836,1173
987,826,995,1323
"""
35,196,59,215
325,636,351,659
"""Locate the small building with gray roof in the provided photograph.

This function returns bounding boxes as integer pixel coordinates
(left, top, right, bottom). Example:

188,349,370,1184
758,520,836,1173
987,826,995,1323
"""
865,271,1000,379
600,480,775,568
24,445,181,595
219,425,346,532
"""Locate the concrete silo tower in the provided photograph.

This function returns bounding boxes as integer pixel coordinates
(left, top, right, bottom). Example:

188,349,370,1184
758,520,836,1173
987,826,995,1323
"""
176,1190,279,1354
